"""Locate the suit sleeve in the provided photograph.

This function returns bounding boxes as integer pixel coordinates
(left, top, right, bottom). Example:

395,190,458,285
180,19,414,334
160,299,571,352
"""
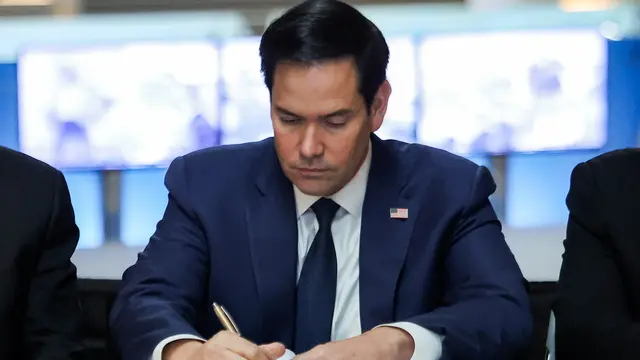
23,170,83,360
555,162,640,359
109,156,210,360
406,166,532,359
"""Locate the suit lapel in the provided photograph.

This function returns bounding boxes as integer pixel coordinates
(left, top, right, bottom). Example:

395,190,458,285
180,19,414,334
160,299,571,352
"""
359,136,421,331
245,140,298,346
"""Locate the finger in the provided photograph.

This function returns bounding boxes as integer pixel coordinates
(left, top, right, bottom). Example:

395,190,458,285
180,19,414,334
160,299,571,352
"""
258,342,286,359
209,331,271,360
203,343,245,360
210,330,243,342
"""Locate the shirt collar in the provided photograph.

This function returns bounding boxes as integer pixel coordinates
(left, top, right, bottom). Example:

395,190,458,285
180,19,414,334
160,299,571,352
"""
293,140,372,218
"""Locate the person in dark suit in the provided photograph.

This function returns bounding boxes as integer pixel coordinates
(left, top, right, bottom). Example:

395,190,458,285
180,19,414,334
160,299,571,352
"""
109,1,532,359
555,148,640,359
0,146,83,360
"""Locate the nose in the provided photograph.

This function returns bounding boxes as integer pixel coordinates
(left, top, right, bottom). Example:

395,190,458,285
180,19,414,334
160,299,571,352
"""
299,123,323,159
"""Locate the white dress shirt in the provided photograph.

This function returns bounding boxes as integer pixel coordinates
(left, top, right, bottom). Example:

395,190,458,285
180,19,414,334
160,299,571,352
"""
152,142,443,359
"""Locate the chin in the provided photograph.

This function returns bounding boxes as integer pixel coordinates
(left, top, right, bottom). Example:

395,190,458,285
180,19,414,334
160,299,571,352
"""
294,179,336,197
296,184,331,197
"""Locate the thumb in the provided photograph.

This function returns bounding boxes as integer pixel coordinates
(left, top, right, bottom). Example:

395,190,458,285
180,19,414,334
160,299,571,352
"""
260,342,286,358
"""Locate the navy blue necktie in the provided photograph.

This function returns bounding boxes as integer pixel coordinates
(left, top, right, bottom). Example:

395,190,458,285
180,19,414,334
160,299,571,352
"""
293,197,340,354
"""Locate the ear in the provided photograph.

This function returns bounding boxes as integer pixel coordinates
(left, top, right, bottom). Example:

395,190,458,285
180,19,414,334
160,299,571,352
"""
369,80,391,132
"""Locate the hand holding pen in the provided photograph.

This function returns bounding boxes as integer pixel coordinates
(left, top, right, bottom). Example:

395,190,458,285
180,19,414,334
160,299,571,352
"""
162,303,286,360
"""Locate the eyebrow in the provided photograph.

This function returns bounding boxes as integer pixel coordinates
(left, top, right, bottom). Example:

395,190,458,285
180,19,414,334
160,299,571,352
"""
275,106,354,119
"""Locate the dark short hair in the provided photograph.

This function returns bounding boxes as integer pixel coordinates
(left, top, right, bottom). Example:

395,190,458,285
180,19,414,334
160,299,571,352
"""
259,0,389,110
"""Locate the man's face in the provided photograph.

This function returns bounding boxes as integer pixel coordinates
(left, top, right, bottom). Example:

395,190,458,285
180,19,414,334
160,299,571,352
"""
271,58,390,196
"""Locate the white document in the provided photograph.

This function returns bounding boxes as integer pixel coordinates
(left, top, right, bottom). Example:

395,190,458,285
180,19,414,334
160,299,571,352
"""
277,349,296,360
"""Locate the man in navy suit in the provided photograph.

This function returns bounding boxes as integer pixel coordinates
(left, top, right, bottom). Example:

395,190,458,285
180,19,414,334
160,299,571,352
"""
109,1,532,359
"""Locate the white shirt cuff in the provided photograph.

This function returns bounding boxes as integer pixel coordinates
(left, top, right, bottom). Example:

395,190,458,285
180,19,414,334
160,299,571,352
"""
151,334,205,360
376,322,444,360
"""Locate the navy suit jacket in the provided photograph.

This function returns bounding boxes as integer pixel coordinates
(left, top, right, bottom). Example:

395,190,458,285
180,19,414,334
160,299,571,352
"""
110,135,532,360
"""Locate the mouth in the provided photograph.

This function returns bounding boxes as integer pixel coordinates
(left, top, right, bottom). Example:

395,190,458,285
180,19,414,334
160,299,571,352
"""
296,168,328,177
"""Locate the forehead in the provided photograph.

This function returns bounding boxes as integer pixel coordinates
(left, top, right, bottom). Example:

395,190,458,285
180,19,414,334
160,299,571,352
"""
271,59,361,115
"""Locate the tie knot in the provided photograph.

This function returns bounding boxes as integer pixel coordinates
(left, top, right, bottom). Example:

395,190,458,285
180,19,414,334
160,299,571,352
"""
311,198,340,228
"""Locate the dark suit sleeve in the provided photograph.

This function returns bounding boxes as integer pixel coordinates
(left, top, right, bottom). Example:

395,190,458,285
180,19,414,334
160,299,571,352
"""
407,166,532,359
23,170,83,360
555,162,640,359
109,156,209,360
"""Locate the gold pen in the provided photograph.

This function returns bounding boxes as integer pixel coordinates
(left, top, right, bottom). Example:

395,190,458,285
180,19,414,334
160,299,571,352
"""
213,302,241,336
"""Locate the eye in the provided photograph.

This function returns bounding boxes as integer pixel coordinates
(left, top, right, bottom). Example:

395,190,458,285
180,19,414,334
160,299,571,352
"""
280,117,300,124
325,117,348,127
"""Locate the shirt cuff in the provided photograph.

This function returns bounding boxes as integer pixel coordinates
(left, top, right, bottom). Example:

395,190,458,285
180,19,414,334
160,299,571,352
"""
376,322,444,360
151,334,206,360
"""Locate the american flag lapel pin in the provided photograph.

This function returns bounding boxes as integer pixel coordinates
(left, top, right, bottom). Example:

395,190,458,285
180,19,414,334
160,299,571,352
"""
390,208,408,219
